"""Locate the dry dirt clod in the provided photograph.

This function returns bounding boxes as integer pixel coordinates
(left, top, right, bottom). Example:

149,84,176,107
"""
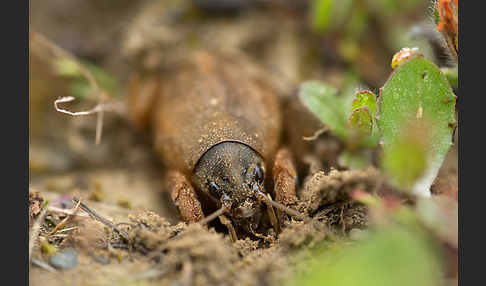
277,220,326,249
296,167,387,235
159,223,239,286
126,211,180,254
29,189,45,230
299,167,385,214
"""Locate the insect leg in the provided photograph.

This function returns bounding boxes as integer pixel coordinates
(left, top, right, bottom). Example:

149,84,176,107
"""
272,147,297,227
264,193,281,234
218,214,238,243
168,171,204,223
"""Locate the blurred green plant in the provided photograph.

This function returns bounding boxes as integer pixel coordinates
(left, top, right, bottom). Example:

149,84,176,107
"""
348,90,380,148
53,58,121,100
377,50,456,196
288,191,456,286
310,0,423,35
291,225,443,286
290,2,457,285
299,81,380,169
300,48,456,196
299,81,347,141
441,66,458,87
308,0,425,68
30,28,122,145
30,28,120,100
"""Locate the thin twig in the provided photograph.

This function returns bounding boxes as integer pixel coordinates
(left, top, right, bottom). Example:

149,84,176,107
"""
53,226,80,233
41,190,134,216
95,107,104,145
72,197,129,242
50,234,70,238
54,96,104,116
303,126,329,141
30,28,106,145
50,197,82,235
53,94,126,145
54,95,106,146
29,208,47,261
45,205,90,217
31,258,59,273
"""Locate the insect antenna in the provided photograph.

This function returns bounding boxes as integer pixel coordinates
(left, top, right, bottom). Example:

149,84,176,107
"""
198,201,232,225
256,191,338,240
254,190,313,225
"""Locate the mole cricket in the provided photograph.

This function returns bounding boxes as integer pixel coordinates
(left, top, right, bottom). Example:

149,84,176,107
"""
127,51,312,242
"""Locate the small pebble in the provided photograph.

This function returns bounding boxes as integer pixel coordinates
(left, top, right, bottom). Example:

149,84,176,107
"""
49,249,78,270
92,254,110,265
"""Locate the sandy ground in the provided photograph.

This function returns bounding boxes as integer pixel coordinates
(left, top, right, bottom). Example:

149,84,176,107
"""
29,1,457,285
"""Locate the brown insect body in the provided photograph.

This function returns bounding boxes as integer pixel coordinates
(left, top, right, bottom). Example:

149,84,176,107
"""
128,52,284,238
152,52,281,172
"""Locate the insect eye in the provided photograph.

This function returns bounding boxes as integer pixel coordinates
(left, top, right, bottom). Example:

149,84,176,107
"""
208,181,223,198
253,165,264,184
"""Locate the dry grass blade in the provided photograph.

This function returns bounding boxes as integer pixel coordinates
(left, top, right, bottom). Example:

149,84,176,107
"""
45,205,90,218
31,258,59,273
50,197,82,235
71,197,129,241
302,126,330,141
30,28,106,145
54,96,105,116
29,208,47,261
53,95,125,145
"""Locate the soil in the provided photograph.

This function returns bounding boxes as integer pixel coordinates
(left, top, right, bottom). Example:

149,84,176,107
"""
28,165,381,286
29,1,458,285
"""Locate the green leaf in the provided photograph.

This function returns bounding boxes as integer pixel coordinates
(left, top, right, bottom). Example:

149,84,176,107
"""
349,91,380,148
299,81,349,141
380,124,428,192
347,107,372,139
351,90,377,117
377,53,457,195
